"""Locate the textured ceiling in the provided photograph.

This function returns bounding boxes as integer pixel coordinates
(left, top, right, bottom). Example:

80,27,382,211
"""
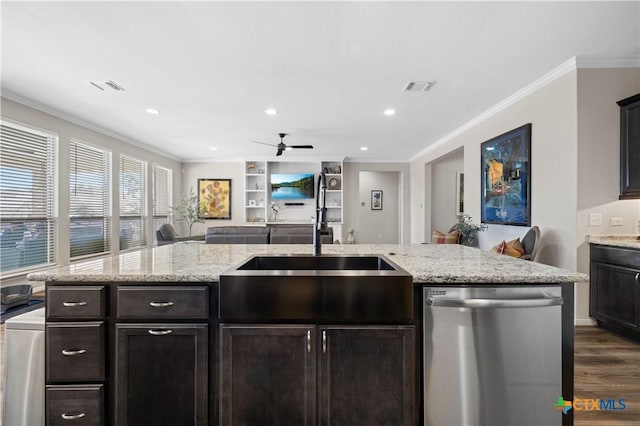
2,1,639,162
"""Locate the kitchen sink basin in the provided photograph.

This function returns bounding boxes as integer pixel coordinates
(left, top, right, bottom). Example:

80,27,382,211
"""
219,254,413,323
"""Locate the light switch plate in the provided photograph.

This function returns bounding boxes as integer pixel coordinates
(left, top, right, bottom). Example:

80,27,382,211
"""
589,213,603,226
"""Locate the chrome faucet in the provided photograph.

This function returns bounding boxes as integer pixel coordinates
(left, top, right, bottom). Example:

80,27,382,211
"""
313,171,328,256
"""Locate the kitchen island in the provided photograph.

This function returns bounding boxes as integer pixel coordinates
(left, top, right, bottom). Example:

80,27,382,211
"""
29,243,586,426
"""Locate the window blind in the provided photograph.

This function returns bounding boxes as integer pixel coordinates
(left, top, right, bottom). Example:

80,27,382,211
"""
0,122,56,274
152,165,172,238
120,154,146,250
69,140,111,258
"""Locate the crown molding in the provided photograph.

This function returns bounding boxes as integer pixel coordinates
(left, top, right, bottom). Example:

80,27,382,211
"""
1,90,182,162
410,57,579,162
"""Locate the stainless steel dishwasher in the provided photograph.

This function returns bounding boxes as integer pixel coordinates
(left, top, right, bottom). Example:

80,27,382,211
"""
423,286,563,426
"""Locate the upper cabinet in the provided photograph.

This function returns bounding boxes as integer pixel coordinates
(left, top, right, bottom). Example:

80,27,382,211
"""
618,93,640,199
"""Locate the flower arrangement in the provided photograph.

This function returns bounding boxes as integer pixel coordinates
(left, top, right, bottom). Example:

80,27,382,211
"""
451,213,487,246
270,201,281,222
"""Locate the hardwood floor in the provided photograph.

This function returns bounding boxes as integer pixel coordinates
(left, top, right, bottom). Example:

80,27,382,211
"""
0,323,637,425
573,326,640,425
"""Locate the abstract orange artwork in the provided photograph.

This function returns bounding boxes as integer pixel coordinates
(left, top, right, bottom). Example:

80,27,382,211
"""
198,178,231,219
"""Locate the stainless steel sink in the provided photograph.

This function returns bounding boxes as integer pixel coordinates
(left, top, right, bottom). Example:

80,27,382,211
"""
219,254,413,323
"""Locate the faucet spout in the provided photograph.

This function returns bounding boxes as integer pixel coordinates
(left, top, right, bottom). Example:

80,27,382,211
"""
313,171,328,256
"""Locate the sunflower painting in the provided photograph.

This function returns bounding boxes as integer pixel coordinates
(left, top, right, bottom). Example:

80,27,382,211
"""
198,178,231,219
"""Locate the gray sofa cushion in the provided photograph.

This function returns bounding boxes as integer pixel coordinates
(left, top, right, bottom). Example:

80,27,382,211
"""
158,224,177,241
205,226,270,244
269,226,333,245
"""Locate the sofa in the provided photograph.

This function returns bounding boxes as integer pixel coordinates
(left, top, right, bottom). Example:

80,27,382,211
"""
205,225,333,245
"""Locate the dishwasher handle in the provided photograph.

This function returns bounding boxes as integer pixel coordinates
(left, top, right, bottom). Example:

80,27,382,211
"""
427,295,563,309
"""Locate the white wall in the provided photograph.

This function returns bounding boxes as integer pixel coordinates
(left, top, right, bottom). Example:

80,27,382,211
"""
576,67,640,323
343,162,410,244
428,149,464,236
1,96,182,268
357,171,400,244
412,69,579,272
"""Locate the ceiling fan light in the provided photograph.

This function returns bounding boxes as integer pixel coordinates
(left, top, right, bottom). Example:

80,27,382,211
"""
285,146,293,151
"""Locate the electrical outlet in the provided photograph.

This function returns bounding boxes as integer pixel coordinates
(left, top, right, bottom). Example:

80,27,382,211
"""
610,217,624,226
589,213,603,226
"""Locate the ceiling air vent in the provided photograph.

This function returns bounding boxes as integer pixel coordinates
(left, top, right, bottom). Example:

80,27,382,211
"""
403,81,436,92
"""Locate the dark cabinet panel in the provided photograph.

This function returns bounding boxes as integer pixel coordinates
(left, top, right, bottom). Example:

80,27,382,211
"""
591,262,639,329
618,93,640,199
318,326,415,426
46,322,105,382
590,244,640,341
115,324,208,426
46,384,104,426
219,325,316,426
46,286,105,319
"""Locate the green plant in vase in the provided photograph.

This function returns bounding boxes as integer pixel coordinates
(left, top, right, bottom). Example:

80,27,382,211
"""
169,187,206,237
451,213,488,246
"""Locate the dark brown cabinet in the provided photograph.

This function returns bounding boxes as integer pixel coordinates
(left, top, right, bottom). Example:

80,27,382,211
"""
115,324,208,426
46,385,104,426
618,93,640,199
590,244,640,341
219,324,415,426
318,326,415,426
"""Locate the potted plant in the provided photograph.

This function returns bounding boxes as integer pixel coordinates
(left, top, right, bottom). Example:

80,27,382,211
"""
451,213,487,246
169,187,206,237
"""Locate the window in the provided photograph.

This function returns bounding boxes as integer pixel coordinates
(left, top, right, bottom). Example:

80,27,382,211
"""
0,121,56,274
119,154,146,250
70,140,111,258
152,165,172,239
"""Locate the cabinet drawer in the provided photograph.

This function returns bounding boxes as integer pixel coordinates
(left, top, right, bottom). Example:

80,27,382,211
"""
47,384,103,426
47,286,106,319
117,286,209,319
46,322,105,382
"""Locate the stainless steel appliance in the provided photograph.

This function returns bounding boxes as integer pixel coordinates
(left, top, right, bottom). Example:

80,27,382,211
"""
423,286,563,426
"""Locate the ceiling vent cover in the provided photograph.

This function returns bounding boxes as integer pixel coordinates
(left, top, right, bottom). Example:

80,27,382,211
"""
403,81,436,92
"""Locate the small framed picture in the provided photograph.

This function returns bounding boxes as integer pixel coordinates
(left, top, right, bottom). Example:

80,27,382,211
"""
371,190,383,210
248,199,256,207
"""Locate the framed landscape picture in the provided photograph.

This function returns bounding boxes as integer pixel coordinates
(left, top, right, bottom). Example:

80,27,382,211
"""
198,178,231,219
480,124,531,226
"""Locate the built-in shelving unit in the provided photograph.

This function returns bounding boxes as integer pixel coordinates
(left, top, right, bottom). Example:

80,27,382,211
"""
243,159,344,240
244,161,267,223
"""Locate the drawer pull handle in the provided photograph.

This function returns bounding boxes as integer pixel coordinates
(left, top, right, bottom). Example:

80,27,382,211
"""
61,349,86,356
61,412,86,420
148,329,173,336
636,273,640,283
306,330,311,353
149,301,174,308
63,301,87,307
322,330,327,354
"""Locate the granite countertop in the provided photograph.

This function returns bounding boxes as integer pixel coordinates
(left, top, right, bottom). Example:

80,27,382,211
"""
27,243,588,284
587,234,640,250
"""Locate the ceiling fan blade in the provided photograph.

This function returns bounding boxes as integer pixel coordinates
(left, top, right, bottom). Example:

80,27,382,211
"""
276,149,283,156
253,140,277,147
288,145,314,149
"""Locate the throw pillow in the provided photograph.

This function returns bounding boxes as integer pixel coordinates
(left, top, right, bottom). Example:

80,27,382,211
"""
490,238,525,258
431,229,460,244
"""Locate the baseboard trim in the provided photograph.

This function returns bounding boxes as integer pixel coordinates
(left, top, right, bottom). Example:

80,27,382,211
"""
575,318,596,326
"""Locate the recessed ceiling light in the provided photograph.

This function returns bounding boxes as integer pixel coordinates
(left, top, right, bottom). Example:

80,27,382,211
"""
383,109,396,116
265,108,277,115
360,146,368,151
209,147,218,151
145,108,159,115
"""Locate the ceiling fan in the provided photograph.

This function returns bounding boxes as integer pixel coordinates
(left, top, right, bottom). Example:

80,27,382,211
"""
253,133,313,156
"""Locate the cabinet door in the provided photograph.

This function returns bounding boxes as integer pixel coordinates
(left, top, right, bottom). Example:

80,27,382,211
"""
115,324,208,426
318,326,415,426
618,94,640,199
591,262,640,329
219,325,316,426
